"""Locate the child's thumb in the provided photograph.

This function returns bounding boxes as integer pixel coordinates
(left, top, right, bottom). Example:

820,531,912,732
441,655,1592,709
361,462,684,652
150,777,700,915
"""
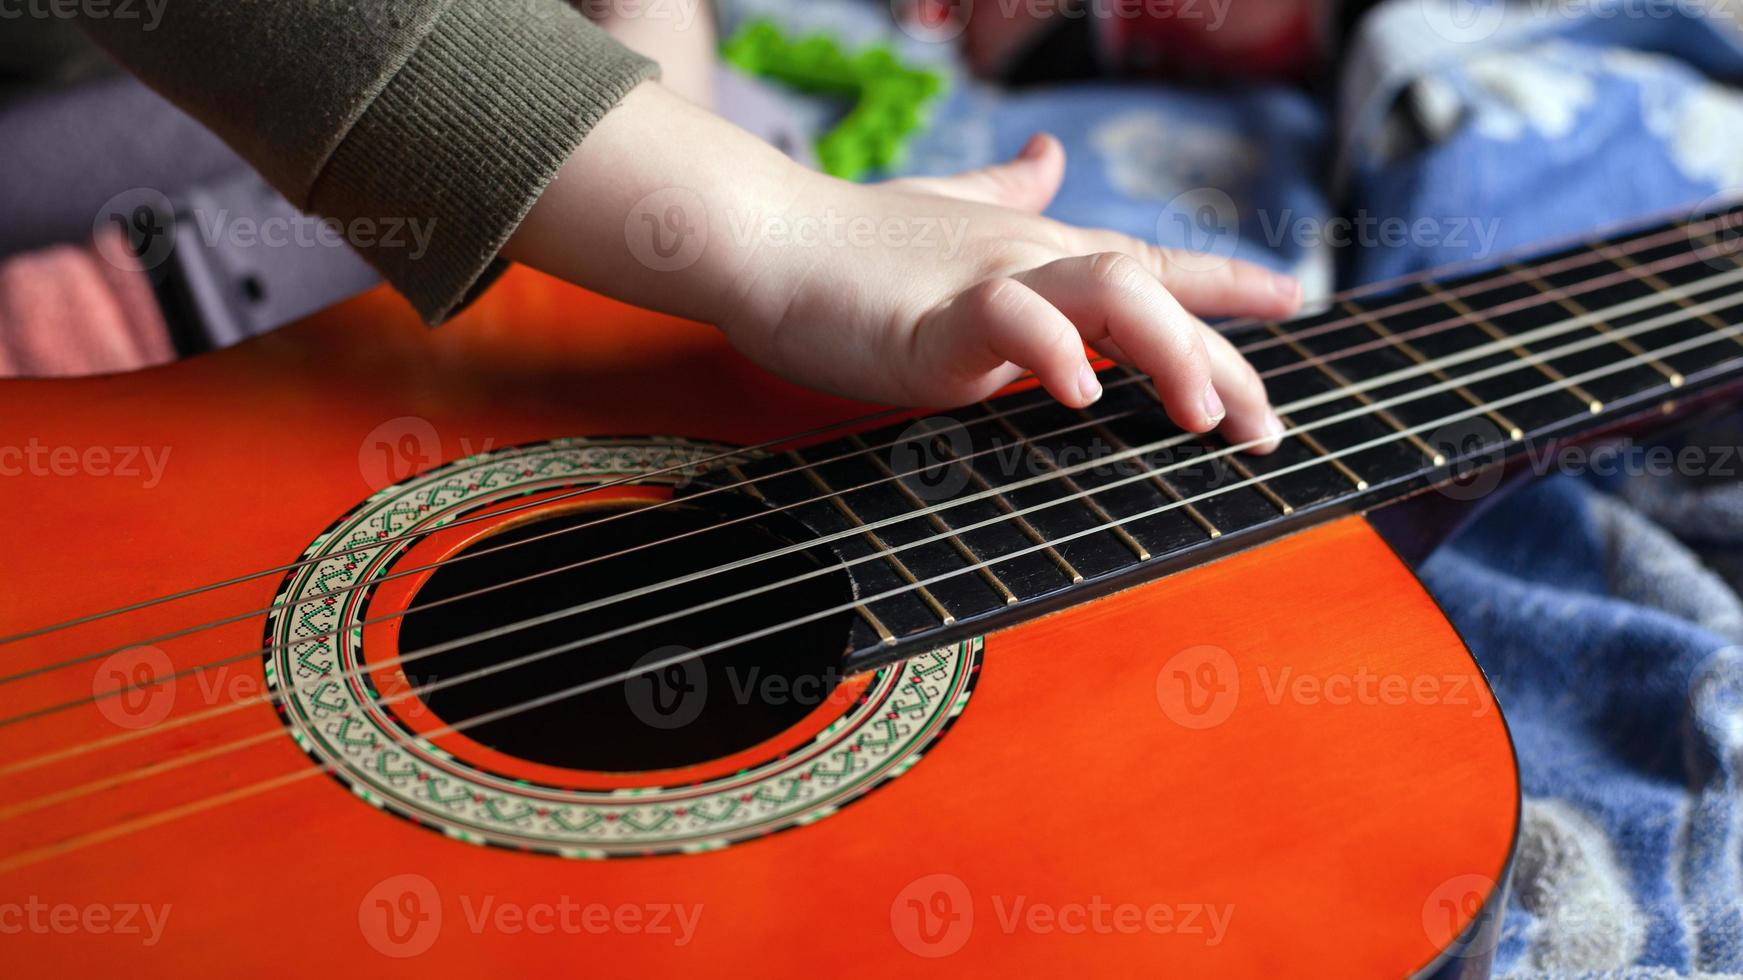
890,133,1066,214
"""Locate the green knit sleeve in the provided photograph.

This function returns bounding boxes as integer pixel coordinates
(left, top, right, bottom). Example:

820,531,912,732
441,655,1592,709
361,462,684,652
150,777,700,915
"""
77,0,658,322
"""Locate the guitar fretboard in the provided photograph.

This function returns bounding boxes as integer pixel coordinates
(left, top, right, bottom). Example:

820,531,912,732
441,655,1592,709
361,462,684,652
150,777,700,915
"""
714,208,1743,673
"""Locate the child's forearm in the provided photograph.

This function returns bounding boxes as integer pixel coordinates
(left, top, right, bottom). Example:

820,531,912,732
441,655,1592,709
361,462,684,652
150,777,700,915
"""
505,82,803,328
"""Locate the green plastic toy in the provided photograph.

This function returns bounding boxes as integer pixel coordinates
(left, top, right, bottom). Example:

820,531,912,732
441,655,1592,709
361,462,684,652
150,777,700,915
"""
721,20,945,181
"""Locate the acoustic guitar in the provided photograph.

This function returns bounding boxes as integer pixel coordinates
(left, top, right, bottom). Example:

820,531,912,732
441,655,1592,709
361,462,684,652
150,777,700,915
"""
7,203,1741,977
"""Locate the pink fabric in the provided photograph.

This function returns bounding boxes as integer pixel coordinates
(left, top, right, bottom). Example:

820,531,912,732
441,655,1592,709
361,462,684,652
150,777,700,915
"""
0,225,174,377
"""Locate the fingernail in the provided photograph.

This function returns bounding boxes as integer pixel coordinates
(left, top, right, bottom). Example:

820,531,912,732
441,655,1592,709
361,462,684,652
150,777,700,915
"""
1271,272,1302,301
1078,364,1103,404
1202,382,1225,427
1259,409,1284,450
1019,133,1048,160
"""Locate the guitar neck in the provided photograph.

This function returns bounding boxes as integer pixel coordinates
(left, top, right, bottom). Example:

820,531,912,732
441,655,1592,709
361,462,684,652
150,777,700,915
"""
709,207,1743,674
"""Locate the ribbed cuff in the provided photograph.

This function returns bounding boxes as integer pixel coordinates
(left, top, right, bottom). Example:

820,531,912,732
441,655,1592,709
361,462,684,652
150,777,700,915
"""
309,0,657,323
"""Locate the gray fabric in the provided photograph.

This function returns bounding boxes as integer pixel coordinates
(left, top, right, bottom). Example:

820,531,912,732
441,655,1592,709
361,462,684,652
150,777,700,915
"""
0,73,247,255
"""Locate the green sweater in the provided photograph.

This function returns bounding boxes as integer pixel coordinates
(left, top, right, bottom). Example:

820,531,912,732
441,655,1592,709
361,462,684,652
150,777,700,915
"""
15,2,656,322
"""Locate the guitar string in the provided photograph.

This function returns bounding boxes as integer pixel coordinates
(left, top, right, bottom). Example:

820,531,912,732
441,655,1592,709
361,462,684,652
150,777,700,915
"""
4,269,1739,797
0,213,1726,649
8,252,1741,732
5,230,1731,700
3,322,1736,870
10,232,1723,694
9,250,1740,728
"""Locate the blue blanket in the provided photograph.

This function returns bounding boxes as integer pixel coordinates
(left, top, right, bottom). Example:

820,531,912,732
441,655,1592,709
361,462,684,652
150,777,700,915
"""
720,0,1743,971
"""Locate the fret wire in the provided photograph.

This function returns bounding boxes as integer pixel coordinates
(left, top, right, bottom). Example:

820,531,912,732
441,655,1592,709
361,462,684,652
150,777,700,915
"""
921,424,1085,584
1424,282,1604,413
791,454,951,633
1260,321,1447,466
23,242,1743,714
986,410,1156,557
722,462,767,502
848,433,1019,606
1505,263,1683,386
1339,302,1525,441
1057,410,1220,541
28,327,1743,863
21,282,1743,790
1119,368,1295,515
21,210,1743,657
1607,231,1743,352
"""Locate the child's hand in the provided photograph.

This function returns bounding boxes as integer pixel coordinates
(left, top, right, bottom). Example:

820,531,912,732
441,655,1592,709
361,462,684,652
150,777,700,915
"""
509,83,1298,451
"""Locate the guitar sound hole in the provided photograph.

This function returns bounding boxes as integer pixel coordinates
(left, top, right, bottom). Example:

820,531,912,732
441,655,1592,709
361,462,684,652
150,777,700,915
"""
396,497,855,773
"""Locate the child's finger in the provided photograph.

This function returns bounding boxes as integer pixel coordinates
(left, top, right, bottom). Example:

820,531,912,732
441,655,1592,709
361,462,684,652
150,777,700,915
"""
1068,227,1302,320
1199,324,1284,454
1155,249,1303,320
916,277,1102,408
1013,253,1220,432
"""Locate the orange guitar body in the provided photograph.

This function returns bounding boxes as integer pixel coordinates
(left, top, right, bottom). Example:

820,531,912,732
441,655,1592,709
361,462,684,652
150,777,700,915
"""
0,270,1517,976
